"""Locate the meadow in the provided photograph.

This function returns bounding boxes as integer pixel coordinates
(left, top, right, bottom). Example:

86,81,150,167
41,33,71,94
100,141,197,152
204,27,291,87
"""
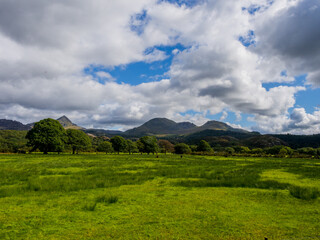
0,153,319,239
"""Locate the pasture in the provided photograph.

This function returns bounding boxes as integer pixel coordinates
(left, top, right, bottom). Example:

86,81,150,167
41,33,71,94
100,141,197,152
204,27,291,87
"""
0,154,319,239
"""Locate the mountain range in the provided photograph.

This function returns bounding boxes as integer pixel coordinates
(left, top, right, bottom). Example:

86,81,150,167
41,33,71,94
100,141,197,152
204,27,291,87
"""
1,115,320,149
0,115,81,131
123,118,249,136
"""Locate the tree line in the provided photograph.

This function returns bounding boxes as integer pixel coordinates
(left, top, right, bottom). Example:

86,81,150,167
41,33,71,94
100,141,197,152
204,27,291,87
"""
1,118,320,158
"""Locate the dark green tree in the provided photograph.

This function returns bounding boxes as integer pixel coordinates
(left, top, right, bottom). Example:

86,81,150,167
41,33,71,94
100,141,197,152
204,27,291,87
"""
197,140,213,153
26,118,66,154
174,143,191,154
137,136,159,154
126,140,138,154
97,141,114,154
110,136,127,154
66,129,91,154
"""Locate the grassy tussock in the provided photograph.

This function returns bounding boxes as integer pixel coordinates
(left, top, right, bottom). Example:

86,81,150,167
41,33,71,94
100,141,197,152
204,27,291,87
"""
96,194,118,204
289,186,319,200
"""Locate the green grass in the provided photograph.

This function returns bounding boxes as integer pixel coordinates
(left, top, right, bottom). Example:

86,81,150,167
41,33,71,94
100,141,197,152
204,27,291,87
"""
0,153,319,239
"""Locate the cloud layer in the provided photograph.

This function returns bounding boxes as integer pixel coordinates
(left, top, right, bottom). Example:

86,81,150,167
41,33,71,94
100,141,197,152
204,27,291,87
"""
0,0,320,133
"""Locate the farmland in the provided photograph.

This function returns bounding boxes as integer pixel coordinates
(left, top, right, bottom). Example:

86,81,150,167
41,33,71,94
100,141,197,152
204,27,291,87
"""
0,154,319,239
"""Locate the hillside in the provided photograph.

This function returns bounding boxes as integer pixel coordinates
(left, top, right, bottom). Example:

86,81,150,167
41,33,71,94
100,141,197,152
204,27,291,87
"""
182,129,260,146
83,129,123,137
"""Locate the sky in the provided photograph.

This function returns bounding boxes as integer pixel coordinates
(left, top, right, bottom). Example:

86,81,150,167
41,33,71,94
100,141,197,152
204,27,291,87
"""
0,0,320,134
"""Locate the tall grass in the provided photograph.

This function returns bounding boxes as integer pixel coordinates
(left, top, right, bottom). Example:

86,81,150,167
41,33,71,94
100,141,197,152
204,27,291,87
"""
0,154,319,201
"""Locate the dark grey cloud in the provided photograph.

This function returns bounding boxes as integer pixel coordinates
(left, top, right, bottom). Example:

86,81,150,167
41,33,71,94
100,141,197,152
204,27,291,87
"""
256,1,320,58
254,0,320,86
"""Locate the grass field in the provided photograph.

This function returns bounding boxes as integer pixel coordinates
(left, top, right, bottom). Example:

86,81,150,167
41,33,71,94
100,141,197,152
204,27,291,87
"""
0,154,319,239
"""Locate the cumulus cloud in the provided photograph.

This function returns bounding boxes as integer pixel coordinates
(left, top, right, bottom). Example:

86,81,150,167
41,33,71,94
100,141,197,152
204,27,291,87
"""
251,108,320,134
0,0,319,134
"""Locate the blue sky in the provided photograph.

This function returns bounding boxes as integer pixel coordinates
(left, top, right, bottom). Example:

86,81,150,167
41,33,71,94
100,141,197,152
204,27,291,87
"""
84,44,187,86
0,0,320,134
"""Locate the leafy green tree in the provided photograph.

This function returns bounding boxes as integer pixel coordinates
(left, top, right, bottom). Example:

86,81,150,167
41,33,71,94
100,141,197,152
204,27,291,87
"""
126,140,138,154
297,147,317,156
26,118,66,154
225,147,235,155
189,145,198,152
97,141,114,154
66,129,91,154
137,136,159,154
174,143,191,154
266,145,293,156
251,148,263,154
158,139,174,154
234,146,250,154
110,136,127,154
197,140,213,153
0,130,28,153
91,136,109,151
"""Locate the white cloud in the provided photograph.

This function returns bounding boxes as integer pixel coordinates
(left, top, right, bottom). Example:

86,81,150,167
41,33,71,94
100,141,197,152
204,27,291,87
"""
96,72,116,82
0,0,319,134
220,111,228,121
251,108,320,134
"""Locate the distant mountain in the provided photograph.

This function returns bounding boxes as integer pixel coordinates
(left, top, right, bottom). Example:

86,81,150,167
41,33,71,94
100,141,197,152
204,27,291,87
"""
197,120,247,133
57,116,83,129
0,119,31,131
124,118,196,136
124,118,248,137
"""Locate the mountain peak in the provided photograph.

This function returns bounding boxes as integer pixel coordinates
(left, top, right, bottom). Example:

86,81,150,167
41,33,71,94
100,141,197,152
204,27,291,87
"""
57,116,83,129
57,116,73,127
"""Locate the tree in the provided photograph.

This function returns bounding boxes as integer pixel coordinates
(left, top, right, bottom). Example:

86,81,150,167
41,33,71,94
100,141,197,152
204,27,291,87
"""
137,136,159,154
110,136,127,154
97,141,114,154
225,147,235,155
174,143,191,154
26,118,66,154
234,146,250,154
126,140,138,154
158,139,174,154
197,140,213,153
66,129,91,154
